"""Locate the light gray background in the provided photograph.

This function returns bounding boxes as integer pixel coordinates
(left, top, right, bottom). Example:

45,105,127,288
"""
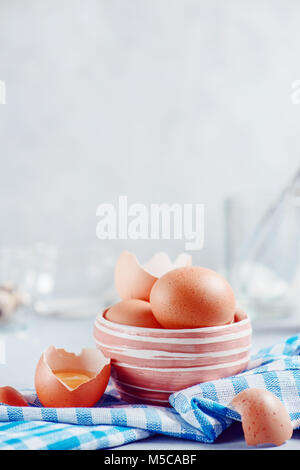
1,2,300,450
0,0,300,270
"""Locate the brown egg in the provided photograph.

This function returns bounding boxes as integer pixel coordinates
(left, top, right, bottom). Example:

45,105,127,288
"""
105,299,162,328
35,346,111,407
231,388,293,446
149,266,235,329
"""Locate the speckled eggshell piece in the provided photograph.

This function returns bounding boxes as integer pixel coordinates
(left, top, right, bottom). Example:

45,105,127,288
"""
231,388,293,447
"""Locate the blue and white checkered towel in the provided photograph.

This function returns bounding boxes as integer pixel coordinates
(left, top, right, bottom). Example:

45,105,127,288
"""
0,334,299,450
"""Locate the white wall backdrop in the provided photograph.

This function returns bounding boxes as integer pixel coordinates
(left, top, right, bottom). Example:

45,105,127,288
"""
0,0,299,270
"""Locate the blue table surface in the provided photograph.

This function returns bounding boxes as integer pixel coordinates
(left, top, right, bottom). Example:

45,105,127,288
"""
0,309,299,450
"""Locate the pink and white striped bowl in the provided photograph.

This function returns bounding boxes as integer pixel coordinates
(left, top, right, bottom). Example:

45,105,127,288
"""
93,309,252,406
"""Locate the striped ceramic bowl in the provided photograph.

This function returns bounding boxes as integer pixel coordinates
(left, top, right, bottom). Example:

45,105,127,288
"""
93,308,252,406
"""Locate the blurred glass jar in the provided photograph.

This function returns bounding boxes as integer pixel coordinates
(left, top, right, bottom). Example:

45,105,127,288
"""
0,245,34,329
32,244,117,319
224,184,300,323
0,242,117,324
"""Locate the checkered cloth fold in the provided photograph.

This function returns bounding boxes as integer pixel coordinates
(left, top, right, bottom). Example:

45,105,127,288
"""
0,334,299,449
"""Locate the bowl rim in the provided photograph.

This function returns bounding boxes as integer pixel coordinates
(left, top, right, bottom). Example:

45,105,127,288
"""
95,307,250,334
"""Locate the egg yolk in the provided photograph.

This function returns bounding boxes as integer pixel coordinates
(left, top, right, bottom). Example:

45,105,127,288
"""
54,370,94,389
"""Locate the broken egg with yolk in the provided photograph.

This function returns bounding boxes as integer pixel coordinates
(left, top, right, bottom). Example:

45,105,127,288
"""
35,346,111,407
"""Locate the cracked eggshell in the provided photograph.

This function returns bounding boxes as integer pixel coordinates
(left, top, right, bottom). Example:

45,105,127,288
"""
35,346,111,407
231,388,293,447
0,386,28,406
105,299,162,328
114,251,192,301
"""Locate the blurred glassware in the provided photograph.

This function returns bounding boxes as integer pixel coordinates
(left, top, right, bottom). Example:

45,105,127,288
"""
0,246,33,330
32,244,117,319
224,167,300,323
0,242,117,325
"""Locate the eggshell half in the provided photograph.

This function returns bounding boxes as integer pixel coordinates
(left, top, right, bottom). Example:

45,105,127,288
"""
0,386,28,407
35,346,111,407
231,388,293,446
105,299,162,328
114,251,192,301
150,266,236,328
